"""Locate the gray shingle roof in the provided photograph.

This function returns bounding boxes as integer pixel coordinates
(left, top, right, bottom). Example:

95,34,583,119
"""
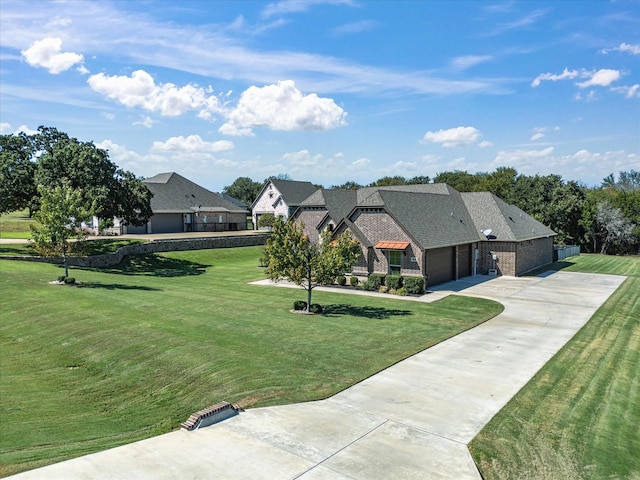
144,172,248,214
377,188,483,249
461,192,556,241
269,179,317,207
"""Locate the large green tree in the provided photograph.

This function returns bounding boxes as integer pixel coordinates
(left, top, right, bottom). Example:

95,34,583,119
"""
0,132,37,215
0,127,152,227
222,176,263,206
30,185,91,278
265,218,361,311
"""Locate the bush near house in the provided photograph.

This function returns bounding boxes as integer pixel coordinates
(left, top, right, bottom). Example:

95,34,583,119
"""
349,276,359,287
368,273,386,290
404,276,425,294
385,274,403,290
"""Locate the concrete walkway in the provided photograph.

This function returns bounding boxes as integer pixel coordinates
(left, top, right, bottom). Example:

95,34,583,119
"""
9,271,625,479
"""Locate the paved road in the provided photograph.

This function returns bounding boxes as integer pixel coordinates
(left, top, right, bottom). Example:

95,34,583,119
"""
9,271,625,479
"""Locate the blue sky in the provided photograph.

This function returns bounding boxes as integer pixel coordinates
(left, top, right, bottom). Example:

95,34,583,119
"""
1,0,639,191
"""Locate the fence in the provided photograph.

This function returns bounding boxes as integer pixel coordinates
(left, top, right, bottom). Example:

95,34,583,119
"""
554,245,580,261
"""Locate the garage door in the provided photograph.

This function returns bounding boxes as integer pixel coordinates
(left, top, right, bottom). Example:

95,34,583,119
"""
426,247,455,286
457,244,472,279
151,214,184,233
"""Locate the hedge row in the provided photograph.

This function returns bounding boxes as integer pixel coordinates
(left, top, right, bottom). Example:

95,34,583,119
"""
362,274,425,294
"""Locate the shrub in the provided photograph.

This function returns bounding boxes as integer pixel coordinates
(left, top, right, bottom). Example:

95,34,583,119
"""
396,287,408,296
386,274,403,290
57,275,66,282
378,286,388,294
368,273,386,290
362,280,376,291
293,300,307,311
337,275,347,286
404,276,425,294
350,276,359,287
257,213,276,229
64,277,76,284
309,303,323,314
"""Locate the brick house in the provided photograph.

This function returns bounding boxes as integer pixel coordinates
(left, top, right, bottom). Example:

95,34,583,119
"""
291,184,556,287
123,172,249,234
251,179,317,229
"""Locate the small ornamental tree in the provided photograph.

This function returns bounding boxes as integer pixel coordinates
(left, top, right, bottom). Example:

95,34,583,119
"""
265,218,361,311
257,213,276,229
30,185,91,278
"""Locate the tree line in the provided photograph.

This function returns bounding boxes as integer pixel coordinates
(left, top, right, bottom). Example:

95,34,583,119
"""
224,167,639,255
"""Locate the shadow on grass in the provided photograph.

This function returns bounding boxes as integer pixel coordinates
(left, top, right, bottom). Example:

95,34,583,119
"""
526,260,577,277
93,254,211,277
79,282,161,291
324,303,413,320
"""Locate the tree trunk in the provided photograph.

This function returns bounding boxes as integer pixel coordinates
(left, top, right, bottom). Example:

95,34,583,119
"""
306,263,313,311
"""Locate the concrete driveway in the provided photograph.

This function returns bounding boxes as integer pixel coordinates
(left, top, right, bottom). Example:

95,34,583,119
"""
9,271,625,479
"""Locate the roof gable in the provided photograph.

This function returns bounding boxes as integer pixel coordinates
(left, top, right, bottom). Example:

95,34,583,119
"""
461,192,556,241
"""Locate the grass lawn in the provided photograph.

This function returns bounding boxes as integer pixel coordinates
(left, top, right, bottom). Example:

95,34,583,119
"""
470,254,640,480
0,210,36,240
0,246,503,476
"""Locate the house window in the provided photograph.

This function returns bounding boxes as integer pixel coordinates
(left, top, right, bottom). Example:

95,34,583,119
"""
389,250,402,274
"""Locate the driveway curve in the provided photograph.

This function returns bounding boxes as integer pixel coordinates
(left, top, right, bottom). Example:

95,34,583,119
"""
9,271,625,479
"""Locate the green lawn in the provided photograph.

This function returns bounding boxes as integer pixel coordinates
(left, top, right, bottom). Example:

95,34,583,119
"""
0,210,36,239
0,246,503,476
470,254,640,480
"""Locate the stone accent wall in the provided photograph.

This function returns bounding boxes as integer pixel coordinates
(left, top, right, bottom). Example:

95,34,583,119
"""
2,234,269,269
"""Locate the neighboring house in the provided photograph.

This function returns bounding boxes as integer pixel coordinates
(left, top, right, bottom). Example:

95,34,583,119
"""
123,172,249,234
251,179,317,229
291,184,556,286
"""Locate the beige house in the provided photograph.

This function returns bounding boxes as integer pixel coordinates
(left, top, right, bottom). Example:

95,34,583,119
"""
251,179,317,229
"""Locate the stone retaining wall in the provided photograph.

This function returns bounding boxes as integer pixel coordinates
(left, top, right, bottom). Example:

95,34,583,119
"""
1,234,270,268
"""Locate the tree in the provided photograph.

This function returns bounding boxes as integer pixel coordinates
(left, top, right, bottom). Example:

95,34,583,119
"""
257,213,276,229
595,201,635,254
0,132,37,215
369,175,407,187
223,176,263,206
265,218,361,311
433,170,479,192
332,180,362,190
406,175,431,185
30,185,91,278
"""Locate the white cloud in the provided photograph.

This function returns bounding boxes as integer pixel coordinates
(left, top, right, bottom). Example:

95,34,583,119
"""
611,84,640,99
21,37,84,74
530,133,544,141
283,149,324,167
531,68,579,87
478,140,493,148
88,70,223,117
449,55,493,71
576,69,620,88
14,125,38,135
351,158,370,168
219,80,347,136
532,68,621,89
151,135,234,153
262,0,355,18
421,126,483,148
0,123,12,134
332,20,378,36
133,116,155,128
602,43,640,55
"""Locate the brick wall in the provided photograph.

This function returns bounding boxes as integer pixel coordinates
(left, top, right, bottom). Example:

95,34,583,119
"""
478,237,554,276
516,237,554,275
295,209,327,243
